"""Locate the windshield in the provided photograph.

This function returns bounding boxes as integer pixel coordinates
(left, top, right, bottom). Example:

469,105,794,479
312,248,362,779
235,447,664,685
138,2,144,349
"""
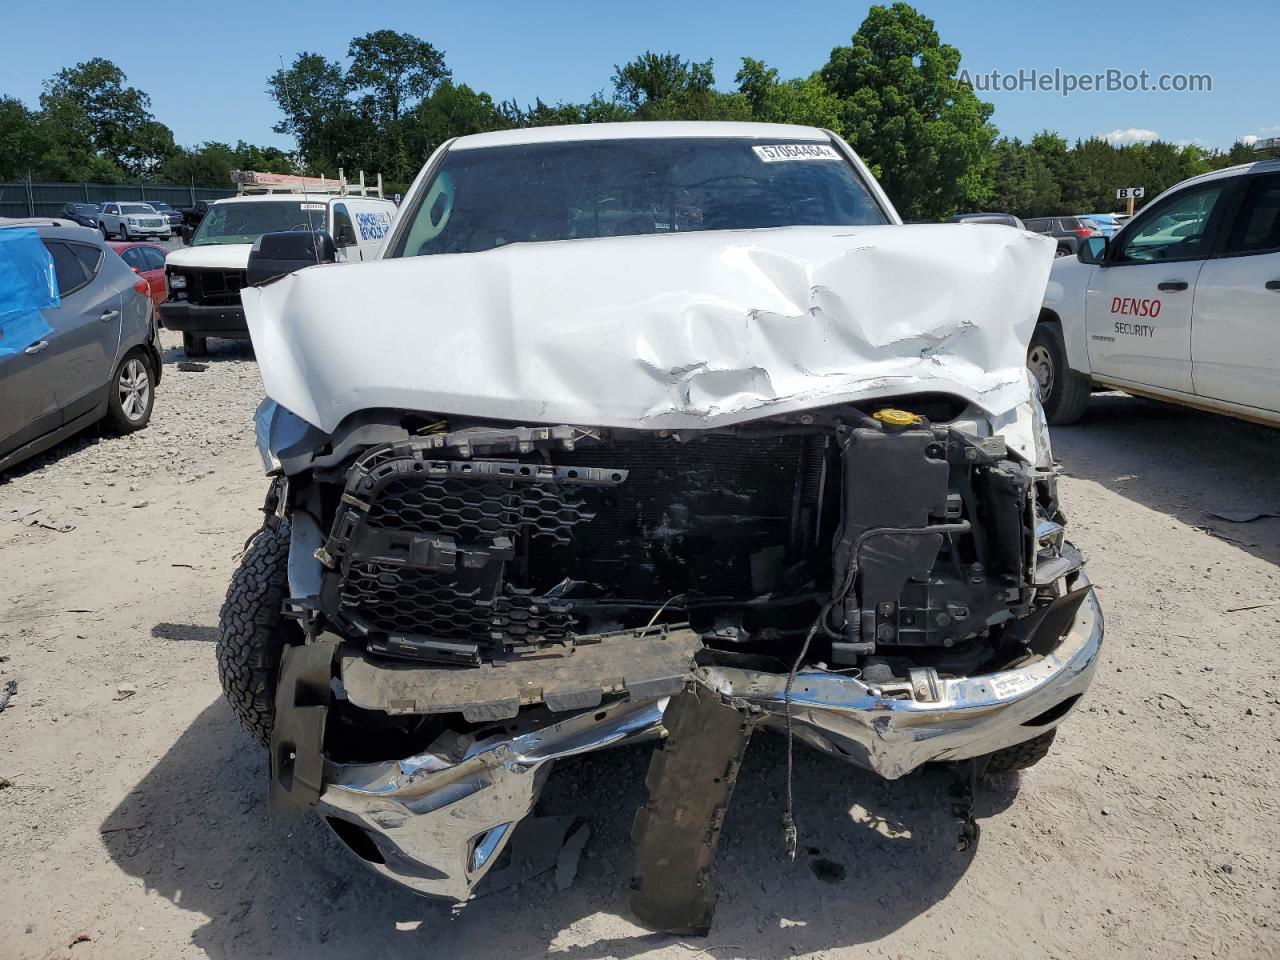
71,203,99,214
149,202,174,211
192,201,325,246
390,137,887,257
121,203,156,215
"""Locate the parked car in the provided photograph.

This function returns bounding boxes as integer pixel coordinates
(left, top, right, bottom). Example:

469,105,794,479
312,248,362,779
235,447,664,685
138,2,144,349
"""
180,199,214,229
1077,212,1121,238
144,200,183,232
110,241,168,307
950,211,1026,228
97,202,171,241
58,202,101,229
0,220,161,472
1024,215,1102,256
163,191,394,356
218,122,1102,931
1032,158,1280,426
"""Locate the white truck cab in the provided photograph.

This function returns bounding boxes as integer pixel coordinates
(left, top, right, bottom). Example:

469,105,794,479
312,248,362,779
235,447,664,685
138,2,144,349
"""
1033,158,1280,427
161,172,395,356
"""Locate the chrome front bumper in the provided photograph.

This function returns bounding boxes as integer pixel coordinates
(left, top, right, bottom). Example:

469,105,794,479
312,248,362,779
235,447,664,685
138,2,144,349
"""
314,584,1102,900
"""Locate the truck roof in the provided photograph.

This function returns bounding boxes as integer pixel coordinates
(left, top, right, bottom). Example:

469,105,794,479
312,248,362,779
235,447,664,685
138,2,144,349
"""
449,120,835,151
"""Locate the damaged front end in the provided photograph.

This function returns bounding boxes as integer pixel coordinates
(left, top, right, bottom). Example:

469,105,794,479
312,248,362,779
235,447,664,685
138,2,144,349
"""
253,394,1101,915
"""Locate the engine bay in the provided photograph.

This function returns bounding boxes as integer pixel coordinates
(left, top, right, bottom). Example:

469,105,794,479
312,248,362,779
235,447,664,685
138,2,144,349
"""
287,401,1075,689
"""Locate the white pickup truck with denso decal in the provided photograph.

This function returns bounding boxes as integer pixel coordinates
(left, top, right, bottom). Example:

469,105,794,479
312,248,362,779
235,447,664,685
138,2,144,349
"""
162,190,395,357
1030,158,1280,427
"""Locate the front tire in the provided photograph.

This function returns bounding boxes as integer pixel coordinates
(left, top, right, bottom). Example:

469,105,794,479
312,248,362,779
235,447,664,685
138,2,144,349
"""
984,728,1058,774
103,350,155,433
1028,322,1091,425
182,333,208,357
217,523,292,747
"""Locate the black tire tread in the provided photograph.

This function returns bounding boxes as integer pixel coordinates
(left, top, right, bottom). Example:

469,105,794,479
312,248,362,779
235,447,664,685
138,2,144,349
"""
182,333,208,357
216,523,291,747
1032,322,1091,425
984,728,1058,774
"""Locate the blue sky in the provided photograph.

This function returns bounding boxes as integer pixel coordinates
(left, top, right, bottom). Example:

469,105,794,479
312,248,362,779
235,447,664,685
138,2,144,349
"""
1,0,1274,152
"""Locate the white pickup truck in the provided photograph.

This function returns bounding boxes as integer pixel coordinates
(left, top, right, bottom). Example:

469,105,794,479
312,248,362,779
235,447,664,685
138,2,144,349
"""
1032,158,1280,426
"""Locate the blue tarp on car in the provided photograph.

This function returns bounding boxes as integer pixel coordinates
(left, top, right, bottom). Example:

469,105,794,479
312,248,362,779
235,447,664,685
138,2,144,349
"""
0,228,57,357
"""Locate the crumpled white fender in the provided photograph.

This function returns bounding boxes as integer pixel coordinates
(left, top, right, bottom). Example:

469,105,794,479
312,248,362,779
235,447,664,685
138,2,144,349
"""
243,223,1055,435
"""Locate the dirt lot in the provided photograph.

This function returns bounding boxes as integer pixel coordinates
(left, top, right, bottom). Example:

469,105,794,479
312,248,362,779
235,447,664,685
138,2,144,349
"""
2,331,1278,960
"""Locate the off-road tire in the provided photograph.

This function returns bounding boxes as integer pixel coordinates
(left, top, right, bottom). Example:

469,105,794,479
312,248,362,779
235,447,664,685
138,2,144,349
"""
182,332,208,357
1029,322,1091,425
984,728,1058,775
217,522,291,747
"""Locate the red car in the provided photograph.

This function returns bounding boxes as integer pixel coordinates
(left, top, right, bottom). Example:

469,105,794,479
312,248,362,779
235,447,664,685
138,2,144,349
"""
109,241,168,308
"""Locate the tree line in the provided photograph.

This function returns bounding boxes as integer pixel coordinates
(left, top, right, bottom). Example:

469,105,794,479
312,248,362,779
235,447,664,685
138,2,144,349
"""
0,4,1258,220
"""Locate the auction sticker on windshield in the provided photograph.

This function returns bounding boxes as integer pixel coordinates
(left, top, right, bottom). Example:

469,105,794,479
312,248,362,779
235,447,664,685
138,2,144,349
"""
752,144,840,162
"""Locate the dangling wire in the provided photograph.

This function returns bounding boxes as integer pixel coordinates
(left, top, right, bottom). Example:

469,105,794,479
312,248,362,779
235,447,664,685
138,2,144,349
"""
782,599,834,860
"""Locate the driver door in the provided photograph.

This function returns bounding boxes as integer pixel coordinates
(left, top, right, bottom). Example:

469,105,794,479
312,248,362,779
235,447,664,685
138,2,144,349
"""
1085,179,1233,393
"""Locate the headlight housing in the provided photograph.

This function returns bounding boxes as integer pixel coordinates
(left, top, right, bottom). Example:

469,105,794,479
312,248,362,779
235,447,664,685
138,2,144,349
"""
168,273,187,290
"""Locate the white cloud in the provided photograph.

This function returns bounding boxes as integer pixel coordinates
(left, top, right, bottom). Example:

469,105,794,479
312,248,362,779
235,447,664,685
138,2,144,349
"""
1241,134,1261,146
1102,127,1159,145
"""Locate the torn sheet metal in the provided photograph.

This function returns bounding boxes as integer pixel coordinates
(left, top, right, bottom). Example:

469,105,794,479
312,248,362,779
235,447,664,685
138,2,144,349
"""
243,224,1055,434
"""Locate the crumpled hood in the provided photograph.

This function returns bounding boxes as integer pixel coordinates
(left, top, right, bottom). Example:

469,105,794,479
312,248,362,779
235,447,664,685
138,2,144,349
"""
243,224,1054,434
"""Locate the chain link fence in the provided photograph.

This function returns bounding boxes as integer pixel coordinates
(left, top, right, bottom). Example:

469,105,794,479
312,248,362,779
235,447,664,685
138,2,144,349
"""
0,178,236,220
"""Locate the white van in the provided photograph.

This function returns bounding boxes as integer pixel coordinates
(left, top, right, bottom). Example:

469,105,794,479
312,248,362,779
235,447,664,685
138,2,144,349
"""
161,189,396,356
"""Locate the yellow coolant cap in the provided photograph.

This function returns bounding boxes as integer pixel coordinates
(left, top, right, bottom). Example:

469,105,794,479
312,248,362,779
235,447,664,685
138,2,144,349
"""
873,408,923,427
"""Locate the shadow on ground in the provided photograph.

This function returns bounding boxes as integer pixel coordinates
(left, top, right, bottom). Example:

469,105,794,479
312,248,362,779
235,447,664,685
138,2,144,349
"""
101,697,1018,959
1052,392,1280,567
160,338,255,366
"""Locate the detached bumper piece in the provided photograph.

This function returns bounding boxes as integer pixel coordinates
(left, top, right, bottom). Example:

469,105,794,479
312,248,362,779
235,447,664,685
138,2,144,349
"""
631,687,756,936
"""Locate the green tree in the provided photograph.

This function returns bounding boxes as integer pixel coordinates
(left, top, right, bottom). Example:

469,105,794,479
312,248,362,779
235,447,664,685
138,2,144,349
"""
735,58,842,130
32,93,124,181
988,138,1060,217
346,30,450,123
820,3,996,220
268,52,366,176
404,82,511,158
611,52,714,110
0,96,42,180
41,58,174,176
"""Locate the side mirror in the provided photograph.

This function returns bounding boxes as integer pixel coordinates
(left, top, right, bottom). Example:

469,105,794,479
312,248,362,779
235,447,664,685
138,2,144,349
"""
335,223,357,247
247,230,337,287
180,225,193,246
1078,236,1108,265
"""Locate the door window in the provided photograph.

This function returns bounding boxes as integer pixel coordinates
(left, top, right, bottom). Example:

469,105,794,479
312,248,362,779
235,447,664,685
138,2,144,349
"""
332,203,356,246
1114,182,1228,264
141,246,167,271
41,240,93,296
120,247,147,270
1223,175,1280,256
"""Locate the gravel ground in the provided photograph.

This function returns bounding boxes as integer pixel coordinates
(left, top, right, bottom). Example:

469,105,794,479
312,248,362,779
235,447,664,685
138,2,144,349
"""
1,331,1278,960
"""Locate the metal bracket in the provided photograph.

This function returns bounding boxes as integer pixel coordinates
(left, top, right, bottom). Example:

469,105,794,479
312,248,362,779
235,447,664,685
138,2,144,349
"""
269,641,337,813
